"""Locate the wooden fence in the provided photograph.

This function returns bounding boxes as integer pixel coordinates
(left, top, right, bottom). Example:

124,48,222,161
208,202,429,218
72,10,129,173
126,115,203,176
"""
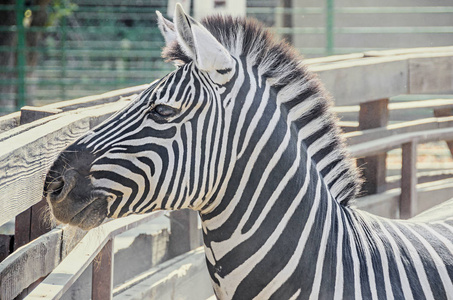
0,46,453,299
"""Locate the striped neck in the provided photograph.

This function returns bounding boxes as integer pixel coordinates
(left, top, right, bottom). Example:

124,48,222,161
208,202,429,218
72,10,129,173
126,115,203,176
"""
199,61,348,297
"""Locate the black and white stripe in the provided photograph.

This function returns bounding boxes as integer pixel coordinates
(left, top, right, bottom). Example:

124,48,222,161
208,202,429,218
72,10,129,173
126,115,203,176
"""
50,6,453,299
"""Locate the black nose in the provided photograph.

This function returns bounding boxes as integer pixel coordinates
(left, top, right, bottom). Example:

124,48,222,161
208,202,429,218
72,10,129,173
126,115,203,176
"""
45,169,79,203
46,178,64,197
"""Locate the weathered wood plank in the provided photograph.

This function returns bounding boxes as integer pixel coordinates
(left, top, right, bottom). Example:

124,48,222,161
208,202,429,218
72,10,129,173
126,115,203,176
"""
344,116,453,146
0,86,146,137
0,100,130,227
0,112,21,134
42,84,148,112
0,225,89,300
409,56,453,94
113,228,170,287
348,126,453,158
26,212,165,300
92,239,114,300
356,178,453,219
61,226,87,260
363,46,453,57
334,98,453,115
0,228,62,300
169,210,201,258
310,51,453,106
14,107,62,252
310,56,409,106
20,106,62,124
305,53,365,65
113,247,212,300
410,198,453,223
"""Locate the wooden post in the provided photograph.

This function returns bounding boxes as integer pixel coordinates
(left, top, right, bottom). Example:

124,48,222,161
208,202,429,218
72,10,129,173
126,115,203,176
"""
169,209,200,258
400,141,417,219
434,108,453,157
357,98,389,195
92,239,114,300
13,107,61,251
0,235,13,263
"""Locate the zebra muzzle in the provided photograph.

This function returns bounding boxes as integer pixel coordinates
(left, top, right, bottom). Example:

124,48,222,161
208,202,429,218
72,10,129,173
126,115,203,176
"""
45,169,78,204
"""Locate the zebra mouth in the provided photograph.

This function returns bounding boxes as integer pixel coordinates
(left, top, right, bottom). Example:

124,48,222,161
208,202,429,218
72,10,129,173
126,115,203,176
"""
68,196,109,230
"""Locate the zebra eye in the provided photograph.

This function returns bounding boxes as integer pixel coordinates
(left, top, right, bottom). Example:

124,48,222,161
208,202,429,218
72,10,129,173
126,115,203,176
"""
150,104,177,118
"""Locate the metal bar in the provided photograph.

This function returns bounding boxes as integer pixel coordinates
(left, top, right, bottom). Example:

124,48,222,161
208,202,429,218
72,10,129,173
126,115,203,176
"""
325,0,335,56
15,0,26,110
247,7,323,14
281,0,293,44
246,6,453,14
272,26,453,35
336,6,453,14
335,26,453,34
4,25,453,36
60,16,67,101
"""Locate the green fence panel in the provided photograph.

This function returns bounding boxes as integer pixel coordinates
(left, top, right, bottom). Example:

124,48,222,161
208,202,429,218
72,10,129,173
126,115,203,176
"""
0,1,452,113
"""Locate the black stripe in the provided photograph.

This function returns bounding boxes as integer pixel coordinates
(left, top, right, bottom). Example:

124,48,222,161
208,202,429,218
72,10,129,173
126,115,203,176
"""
396,222,448,300
382,221,427,299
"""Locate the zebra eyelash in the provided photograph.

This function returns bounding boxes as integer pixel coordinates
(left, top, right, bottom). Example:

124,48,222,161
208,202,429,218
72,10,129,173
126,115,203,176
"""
148,104,179,119
216,68,232,74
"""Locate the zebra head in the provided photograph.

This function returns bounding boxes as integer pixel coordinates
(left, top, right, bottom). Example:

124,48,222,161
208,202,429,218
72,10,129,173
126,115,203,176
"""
44,5,241,229
45,4,359,231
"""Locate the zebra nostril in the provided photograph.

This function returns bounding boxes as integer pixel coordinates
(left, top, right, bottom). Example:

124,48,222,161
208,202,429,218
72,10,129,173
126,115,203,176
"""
47,179,65,197
46,170,78,203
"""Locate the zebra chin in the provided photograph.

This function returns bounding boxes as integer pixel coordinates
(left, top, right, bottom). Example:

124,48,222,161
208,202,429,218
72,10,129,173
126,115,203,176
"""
45,190,110,231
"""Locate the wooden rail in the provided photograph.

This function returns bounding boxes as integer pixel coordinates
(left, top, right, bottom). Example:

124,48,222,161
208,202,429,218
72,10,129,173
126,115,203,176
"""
1,47,453,299
25,212,165,300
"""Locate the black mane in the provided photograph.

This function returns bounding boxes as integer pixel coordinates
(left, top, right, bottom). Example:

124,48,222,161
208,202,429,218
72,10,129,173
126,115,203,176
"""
162,15,361,205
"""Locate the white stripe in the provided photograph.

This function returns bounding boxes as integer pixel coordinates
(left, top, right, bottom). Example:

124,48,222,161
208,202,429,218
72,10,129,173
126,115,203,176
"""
309,191,334,299
251,161,319,299
333,208,345,299
386,221,435,299
349,215,379,300
366,214,395,300
406,223,453,297
208,115,291,259
374,220,415,300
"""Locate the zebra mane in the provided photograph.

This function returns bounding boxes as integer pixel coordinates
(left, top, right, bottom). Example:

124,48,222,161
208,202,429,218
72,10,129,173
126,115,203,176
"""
162,15,361,206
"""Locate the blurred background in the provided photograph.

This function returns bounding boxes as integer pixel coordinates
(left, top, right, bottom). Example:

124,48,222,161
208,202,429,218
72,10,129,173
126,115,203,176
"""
1,0,453,114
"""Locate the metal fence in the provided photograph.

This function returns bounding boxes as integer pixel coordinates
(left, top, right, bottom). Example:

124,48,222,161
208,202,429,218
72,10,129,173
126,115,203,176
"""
1,0,453,113
0,0,173,113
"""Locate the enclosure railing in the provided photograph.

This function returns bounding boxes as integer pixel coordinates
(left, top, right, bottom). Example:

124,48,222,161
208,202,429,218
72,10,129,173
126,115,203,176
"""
2,1,453,112
1,46,453,299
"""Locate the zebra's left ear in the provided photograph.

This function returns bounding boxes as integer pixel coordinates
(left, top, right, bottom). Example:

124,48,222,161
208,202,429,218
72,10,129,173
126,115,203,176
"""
156,11,177,47
173,3,234,72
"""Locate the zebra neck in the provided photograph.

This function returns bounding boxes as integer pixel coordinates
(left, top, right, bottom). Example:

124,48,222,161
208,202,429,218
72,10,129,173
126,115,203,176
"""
200,137,350,298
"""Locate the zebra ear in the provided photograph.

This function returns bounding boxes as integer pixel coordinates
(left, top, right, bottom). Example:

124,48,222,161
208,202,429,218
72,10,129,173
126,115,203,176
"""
173,3,234,72
156,11,177,46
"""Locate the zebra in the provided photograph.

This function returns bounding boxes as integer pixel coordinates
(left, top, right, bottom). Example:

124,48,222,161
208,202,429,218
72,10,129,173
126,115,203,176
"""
44,4,453,299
